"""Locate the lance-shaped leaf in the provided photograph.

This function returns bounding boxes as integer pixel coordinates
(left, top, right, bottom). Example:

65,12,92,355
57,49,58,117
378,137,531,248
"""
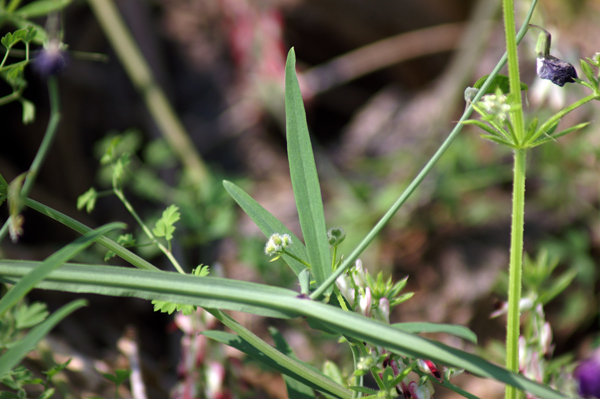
285,48,331,294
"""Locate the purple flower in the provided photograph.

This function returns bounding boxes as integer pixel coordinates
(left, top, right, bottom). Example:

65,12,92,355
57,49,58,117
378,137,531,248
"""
536,55,577,87
575,350,600,398
33,39,67,77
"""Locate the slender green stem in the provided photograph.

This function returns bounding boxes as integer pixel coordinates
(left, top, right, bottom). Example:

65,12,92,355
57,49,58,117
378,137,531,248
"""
281,249,312,269
113,185,185,274
0,77,60,242
502,0,525,144
506,148,527,399
310,0,539,301
24,198,159,271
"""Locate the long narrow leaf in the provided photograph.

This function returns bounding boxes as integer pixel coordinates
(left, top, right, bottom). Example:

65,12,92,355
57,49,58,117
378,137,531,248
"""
206,310,347,398
0,222,123,318
25,198,158,271
0,299,86,378
0,262,299,319
223,180,308,276
392,322,477,344
0,262,569,399
270,327,316,399
285,48,332,293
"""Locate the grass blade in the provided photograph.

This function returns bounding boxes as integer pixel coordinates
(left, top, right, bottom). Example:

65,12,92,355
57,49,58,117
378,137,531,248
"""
25,198,159,271
270,326,316,399
0,262,568,399
392,322,477,344
0,222,123,318
223,180,308,276
285,48,331,293
206,309,349,398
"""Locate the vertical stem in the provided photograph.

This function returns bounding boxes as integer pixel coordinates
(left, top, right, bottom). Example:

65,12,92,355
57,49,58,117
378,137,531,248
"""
502,0,525,144
506,148,527,399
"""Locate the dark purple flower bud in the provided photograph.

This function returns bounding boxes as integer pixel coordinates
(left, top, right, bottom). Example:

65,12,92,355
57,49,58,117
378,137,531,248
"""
536,55,577,87
33,39,67,77
575,350,600,398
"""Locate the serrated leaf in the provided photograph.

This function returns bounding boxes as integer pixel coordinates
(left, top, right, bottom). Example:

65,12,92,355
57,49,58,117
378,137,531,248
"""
14,302,49,329
192,265,210,277
152,205,180,241
1,32,14,49
285,48,332,294
76,187,97,213
479,134,514,147
0,300,86,379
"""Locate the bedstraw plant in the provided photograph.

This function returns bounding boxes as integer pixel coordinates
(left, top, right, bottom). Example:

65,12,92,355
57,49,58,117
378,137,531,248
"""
0,0,598,398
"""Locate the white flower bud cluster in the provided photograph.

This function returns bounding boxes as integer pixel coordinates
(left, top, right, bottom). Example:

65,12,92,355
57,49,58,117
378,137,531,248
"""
479,92,512,122
264,233,292,256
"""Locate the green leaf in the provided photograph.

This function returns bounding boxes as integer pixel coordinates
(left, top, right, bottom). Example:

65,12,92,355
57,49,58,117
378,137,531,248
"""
20,99,35,125
580,59,598,87
223,180,308,276
0,262,300,319
102,369,131,385
285,48,331,294
392,322,478,344
479,134,514,147
152,205,180,241
0,222,124,319
37,388,55,399
25,198,159,271
532,122,590,147
14,302,49,329
538,270,578,305
192,264,210,277
461,119,506,138
0,262,570,399
76,187,97,213
473,74,528,95
204,312,349,399
269,327,316,399
1,32,14,49
151,299,195,316
13,0,72,18
0,300,87,379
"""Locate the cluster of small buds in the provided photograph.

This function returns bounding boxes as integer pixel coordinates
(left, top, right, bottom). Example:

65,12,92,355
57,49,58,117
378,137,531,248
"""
264,233,292,257
478,92,512,122
327,227,346,246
